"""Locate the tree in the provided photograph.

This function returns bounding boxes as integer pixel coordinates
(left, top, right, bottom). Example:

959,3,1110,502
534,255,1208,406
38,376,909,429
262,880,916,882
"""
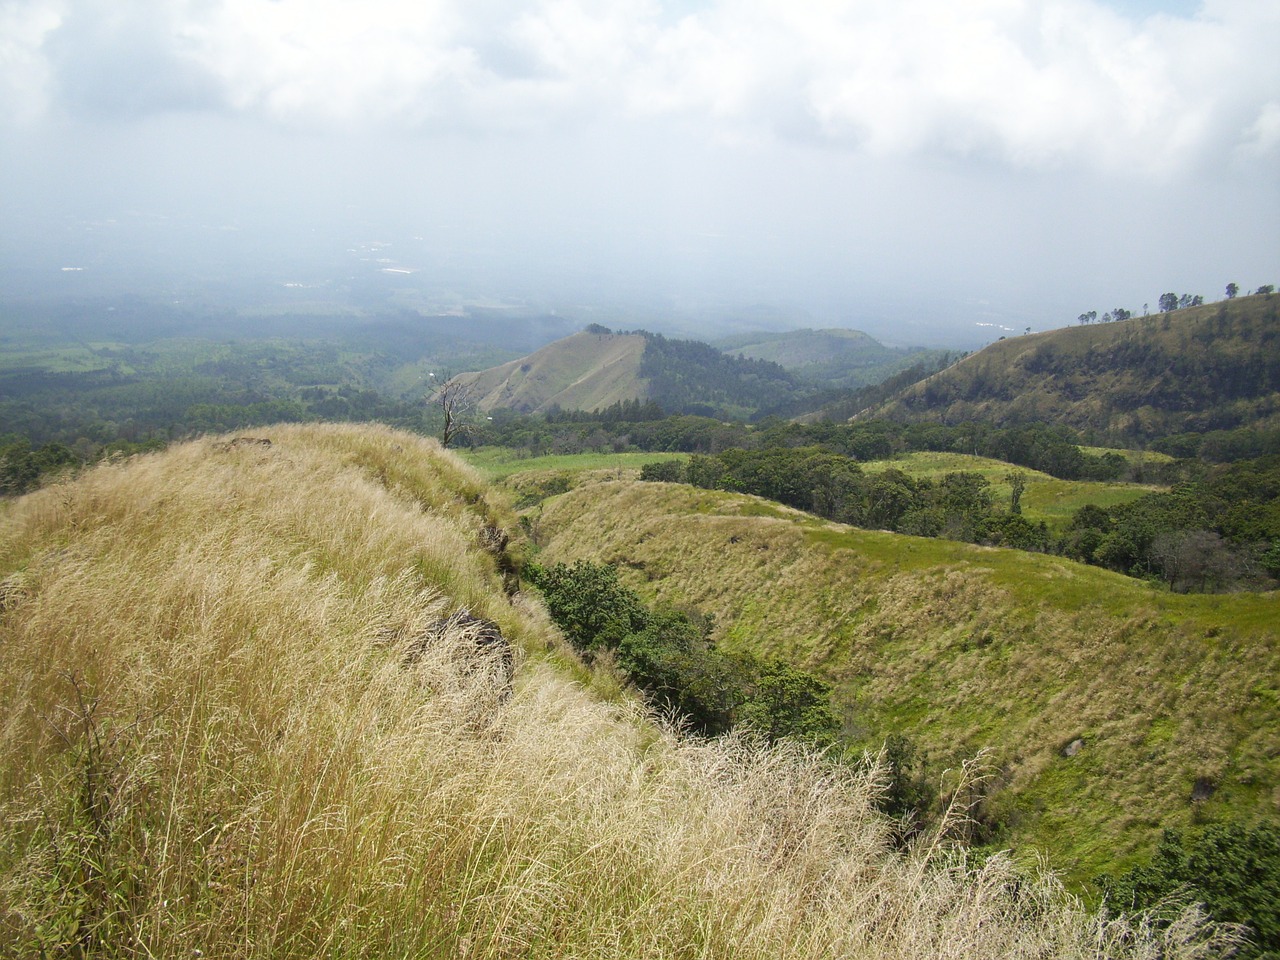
431,375,475,448
1159,292,1179,313
1113,307,1132,321
737,657,839,745
1104,823,1280,960
1006,470,1027,515
1226,282,1239,299
1259,284,1276,295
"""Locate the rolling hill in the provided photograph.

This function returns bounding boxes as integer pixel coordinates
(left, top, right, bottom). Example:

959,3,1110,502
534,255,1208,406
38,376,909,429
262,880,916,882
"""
531,473,1280,884
0,424,1216,958
715,327,945,389
872,294,1280,442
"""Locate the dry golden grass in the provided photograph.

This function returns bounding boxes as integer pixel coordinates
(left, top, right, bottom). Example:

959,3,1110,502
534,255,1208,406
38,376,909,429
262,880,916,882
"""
0,425,1230,958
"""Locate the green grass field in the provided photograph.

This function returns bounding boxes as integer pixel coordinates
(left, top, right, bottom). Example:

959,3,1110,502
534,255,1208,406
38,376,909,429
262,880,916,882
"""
860,451,1160,531
469,448,1160,535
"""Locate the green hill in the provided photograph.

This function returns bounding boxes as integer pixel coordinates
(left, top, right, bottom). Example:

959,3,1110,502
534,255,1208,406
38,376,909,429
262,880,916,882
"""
715,327,944,389
3,424,1224,958
873,294,1280,442
531,475,1280,884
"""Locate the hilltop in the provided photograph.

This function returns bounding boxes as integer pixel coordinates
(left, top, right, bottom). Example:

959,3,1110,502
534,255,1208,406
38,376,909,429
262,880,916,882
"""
531,474,1280,883
2,424,1220,958
871,294,1280,443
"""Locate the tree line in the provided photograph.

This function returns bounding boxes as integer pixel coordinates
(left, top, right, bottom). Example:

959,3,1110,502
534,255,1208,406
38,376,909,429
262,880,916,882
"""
1076,282,1275,325
640,447,1280,592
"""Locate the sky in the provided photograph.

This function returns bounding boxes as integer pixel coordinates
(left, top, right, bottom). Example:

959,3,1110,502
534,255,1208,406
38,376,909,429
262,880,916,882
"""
1,0,1277,347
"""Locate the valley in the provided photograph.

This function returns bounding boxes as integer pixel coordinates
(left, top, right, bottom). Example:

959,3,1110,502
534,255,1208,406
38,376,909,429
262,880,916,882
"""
2,289,1278,956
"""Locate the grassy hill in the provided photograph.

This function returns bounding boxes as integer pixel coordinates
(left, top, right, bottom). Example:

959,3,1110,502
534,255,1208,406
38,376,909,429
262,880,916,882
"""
455,327,809,418
715,328,943,389
2,424,1220,958
873,293,1280,442
531,475,1280,885
454,330,649,414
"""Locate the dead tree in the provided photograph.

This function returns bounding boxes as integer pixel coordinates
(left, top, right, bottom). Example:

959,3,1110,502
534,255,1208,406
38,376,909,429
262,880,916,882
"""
432,375,474,448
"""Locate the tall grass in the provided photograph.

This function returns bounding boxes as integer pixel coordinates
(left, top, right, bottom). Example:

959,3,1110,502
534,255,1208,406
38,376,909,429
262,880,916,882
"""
0,424,1229,958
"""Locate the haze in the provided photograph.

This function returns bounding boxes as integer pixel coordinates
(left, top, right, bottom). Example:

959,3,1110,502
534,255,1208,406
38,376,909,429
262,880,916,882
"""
2,0,1277,347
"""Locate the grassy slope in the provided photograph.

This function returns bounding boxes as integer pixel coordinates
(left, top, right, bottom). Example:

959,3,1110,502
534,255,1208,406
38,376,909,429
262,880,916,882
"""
475,448,1159,534
860,451,1160,532
875,294,1280,437
2,424,1213,958
456,331,648,414
533,477,1280,884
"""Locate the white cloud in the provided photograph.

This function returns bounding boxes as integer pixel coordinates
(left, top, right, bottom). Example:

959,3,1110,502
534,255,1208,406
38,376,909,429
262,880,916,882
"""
0,0,62,123
1,0,1277,173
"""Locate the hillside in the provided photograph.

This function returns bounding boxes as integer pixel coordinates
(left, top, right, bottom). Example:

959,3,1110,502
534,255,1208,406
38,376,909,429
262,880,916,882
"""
715,327,943,389
873,294,1280,442
455,327,808,417
1,424,1218,958
531,475,1280,883
453,330,649,414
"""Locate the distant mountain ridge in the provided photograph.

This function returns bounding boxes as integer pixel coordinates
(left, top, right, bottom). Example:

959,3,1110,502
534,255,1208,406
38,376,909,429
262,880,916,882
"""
871,294,1280,441
714,327,944,389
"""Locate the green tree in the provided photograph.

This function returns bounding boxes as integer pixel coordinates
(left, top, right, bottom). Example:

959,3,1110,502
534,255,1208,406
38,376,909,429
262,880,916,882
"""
1104,824,1280,960
1006,470,1027,515
737,657,839,745
1227,282,1240,299
525,560,648,652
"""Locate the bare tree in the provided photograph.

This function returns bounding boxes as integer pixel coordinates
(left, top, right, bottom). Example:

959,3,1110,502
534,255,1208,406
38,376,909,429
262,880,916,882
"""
431,375,475,448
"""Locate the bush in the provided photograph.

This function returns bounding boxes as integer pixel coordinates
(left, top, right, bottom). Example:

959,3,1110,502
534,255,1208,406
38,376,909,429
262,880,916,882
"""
639,460,686,483
528,560,839,742
1103,823,1280,960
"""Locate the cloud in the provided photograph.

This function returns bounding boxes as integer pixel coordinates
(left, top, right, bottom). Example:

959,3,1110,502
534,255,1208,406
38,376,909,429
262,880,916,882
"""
1,0,1277,174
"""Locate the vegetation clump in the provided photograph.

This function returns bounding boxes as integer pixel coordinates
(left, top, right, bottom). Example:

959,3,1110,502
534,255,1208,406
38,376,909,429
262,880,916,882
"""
528,558,839,742
1104,824,1280,960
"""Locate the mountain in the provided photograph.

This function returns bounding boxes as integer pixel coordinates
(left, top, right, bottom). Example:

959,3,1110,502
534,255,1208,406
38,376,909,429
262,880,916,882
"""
0,424,1205,958
872,294,1280,442
714,327,946,389
531,473,1280,884
453,329,649,414
456,327,807,417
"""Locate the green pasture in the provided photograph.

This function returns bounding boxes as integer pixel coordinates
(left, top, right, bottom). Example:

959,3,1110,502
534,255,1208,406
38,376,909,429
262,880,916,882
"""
860,451,1160,531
